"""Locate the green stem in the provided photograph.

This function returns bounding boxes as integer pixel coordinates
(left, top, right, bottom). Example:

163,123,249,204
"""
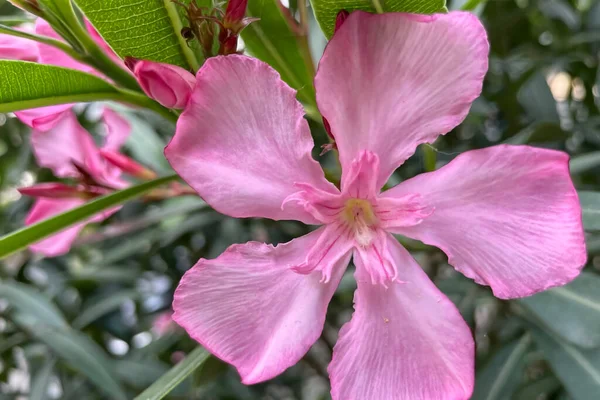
0,24,86,63
117,88,179,123
422,144,437,172
371,0,385,13
164,0,200,72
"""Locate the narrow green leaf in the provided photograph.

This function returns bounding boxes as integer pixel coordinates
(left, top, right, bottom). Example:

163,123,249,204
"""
243,0,316,105
472,335,531,400
74,0,199,70
531,326,600,400
0,281,68,329
513,376,561,400
133,346,210,400
31,326,128,400
0,175,178,259
114,359,171,389
310,0,446,39
570,151,600,174
520,272,600,348
30,358,56,400
72,290,140,329
0,61,120,113
579,191,600,231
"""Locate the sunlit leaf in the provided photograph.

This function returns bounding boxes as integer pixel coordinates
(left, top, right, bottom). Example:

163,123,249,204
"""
0,61,119,113
74,0,199,70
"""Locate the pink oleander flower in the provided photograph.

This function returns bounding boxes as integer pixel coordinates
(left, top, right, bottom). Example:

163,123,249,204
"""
164,11,586,400
0,15,127,131
20,108,131,256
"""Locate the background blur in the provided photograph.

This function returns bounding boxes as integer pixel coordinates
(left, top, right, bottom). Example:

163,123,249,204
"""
2,0,600,399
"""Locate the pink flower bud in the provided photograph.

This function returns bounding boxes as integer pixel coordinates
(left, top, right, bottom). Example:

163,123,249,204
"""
99,150,157,180
126,58,196,109
224,0,248,26
18,183,96,199
334,10,350,33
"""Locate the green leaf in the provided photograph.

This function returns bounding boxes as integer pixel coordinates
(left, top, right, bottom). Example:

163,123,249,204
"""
472,335,531,400
0,175,178,259
0,281,68,329
504,122,567,145
30,358,56,400
570,151,600,174
0,61,120,113
31,325,128,400
310,0,446,39
74,0,199,70
580,191,600,231
530,326,600,400
133,346,210,400
72,290,141,329
520,272,600,348
517,72,559,123
514,376,561,400
114,359,171,389
243,0,316,105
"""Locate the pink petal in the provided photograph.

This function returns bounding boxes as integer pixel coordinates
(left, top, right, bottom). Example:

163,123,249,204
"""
383,145,587,299
165,55,338,224
15,104,72,131
35,19,96,74
315,11,489,189
173,227,351,384
329,234,474,400
101,107,130,151
26,198,87,256
0,27,39,61
30,112,104,178
130,59,196,109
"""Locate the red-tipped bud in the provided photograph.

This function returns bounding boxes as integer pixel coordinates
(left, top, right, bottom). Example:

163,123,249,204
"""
18,183,94,199
100,150,157,180
224,0,248,27
334,10,350,34
126,58,196,109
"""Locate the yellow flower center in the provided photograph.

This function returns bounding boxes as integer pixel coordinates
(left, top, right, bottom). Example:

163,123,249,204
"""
341,199,378,246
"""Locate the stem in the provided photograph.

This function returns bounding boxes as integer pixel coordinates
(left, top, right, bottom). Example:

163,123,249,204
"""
296,0,316,76
164,0,200,72
422,144,437,172
117,89,179,123
0,24,86,63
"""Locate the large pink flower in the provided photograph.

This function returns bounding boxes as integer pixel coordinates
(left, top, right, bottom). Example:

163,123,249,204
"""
23,108,131,256
164,11,586,400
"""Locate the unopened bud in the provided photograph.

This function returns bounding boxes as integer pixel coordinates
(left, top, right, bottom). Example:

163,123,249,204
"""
100,150,157,180
334,10,350,34
18,183,95,199
6,0,42,16
125,58,196,109
224,0,248,27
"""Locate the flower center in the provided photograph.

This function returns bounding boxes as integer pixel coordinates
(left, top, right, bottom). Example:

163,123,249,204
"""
341,199,378,246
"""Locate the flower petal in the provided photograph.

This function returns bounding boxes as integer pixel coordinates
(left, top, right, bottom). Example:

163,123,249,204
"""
15,104,72,131
31,112,103,178
315,11,489,189
383,145,587,299
26,198,87,256
173,227,351,384
101,107,131,151
329,234,474,400
165,55,337,224
130,59,196,109
0,27,39,61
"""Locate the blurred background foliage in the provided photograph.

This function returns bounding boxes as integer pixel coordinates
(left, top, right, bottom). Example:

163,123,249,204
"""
2,0,600,399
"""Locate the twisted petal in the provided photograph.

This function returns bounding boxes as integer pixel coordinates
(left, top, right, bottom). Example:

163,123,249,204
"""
384,145,587,299
26,198,87,256
329,234,474,400
35,19,95,74
315,11,489,189
165,55,337,224
0,27,39,61
15,104,71,131
131,59,196,109
173,227,351,384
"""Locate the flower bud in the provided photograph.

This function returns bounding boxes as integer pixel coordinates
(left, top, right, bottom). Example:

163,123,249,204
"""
126,58,196,109
224,0,248,27
100,150,157,180
6,0,42,16
334,10,350,33
18,183,96,199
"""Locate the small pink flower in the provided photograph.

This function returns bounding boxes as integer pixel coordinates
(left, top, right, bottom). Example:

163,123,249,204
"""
165,11,586,400
126,58,196,109
22,108,131,257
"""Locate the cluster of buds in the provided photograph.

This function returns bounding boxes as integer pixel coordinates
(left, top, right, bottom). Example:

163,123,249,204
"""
18,153,157,202
174,0,257,57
